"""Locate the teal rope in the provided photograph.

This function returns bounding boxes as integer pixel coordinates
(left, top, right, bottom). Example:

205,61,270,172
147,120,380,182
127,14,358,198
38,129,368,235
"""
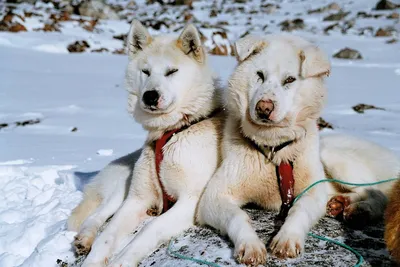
167,177,399,267
167,238,221,267
293,177,400,205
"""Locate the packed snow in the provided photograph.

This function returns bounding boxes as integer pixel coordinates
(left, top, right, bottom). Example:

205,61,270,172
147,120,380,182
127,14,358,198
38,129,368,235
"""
1,0,399,266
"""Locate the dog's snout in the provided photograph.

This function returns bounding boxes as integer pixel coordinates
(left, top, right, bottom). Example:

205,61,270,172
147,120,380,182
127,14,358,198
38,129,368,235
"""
142,90,160,107
256,99,274,120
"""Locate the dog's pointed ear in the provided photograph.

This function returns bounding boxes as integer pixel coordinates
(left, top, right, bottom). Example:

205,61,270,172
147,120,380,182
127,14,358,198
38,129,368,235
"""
234,35,267,62
177,24,205,63
127,20,152,57
300,45,331,78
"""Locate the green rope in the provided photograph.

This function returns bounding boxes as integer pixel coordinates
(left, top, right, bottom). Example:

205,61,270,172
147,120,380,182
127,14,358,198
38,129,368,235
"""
167,177,400,267
167,238,222,267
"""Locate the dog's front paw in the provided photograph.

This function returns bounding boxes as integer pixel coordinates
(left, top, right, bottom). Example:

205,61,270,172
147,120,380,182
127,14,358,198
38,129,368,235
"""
235,238,267,266
74,231,96,255
270,230,304,259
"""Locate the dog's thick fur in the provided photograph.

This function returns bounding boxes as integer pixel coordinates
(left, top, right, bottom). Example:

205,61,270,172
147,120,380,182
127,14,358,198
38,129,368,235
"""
67,20,223,267
385,180,400,264
197,34,400,266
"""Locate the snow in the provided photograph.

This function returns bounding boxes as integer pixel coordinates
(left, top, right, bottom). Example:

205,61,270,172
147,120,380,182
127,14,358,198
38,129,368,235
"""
0,0,399,266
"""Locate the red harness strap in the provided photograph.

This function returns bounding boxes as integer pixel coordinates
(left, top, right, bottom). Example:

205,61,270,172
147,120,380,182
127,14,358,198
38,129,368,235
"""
276,162,295,219
154,129,180,213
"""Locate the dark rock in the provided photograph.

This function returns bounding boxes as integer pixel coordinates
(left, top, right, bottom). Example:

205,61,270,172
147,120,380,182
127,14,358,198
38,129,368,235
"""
333,48,363,59
375,0,399,10
91,48,109,53
353,104,385,114
323,11,350,21
209,9,218,17
0,123,8,130
15,119,41,126
279,18,305,31
71,127,78,132
318,118,334,130
67,40,90,53
112,48,126,55
324,23,340,33
386,38,398,44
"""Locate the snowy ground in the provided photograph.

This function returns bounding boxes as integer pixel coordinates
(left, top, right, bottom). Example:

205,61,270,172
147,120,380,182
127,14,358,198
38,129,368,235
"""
1,0,400,266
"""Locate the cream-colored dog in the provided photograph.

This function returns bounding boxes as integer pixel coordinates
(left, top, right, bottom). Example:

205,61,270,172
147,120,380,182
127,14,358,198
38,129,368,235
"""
198,34,400,266
67,20,224,267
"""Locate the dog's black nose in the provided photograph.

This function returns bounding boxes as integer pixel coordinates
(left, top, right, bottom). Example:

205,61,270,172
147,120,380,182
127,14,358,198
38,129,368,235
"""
142,90,160,107
256,99,274,120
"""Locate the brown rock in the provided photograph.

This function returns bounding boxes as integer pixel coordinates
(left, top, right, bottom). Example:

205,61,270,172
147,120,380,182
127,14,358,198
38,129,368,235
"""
333,48,362,59
67,40,90,53
375,28,393,37
34,23,60,32
8,23,27,32
82,19,98,32
323,11,350,21
387,12,399,19
352,104,385,114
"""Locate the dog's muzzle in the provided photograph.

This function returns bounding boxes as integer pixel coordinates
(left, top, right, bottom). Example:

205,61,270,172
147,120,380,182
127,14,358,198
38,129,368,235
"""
142,90,160,110
256,99,275,121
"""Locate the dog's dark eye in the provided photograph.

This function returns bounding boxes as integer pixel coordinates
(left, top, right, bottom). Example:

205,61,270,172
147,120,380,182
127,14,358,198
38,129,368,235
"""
257,71,264,83
142,69,150,76
283,76,296,85
165,68,178,77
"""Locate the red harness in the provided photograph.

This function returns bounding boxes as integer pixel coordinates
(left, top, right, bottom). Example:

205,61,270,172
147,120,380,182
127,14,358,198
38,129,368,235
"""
276,161,295,218
246,137,296,218
154,129,180,213
153,109,222,214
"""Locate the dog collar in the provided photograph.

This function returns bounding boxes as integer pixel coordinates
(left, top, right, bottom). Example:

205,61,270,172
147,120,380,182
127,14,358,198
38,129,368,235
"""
244,136,295,219
154,108,223,213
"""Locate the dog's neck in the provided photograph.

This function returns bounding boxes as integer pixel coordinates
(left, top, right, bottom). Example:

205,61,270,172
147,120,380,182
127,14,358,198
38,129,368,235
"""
240,118,317,165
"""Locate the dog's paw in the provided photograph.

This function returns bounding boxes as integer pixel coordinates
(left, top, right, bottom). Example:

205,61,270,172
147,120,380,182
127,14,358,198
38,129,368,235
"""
270,230,304,259
235,238,267,266
326,195,350,218
74,232,96,255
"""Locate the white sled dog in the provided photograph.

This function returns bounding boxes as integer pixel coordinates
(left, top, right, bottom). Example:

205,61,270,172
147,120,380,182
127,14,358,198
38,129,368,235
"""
198,34,400,266
67,20,224,266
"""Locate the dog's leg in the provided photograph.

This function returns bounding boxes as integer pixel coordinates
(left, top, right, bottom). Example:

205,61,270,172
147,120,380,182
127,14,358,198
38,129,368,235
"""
270,155,330,259
74,187,125,256
327,189,388,228
106,197,198,267
198,163,267,266
81,146,157,267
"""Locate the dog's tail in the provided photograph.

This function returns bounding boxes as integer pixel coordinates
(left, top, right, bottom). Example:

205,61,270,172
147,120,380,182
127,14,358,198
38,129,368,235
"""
384,176,400,264
67,185,102,232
